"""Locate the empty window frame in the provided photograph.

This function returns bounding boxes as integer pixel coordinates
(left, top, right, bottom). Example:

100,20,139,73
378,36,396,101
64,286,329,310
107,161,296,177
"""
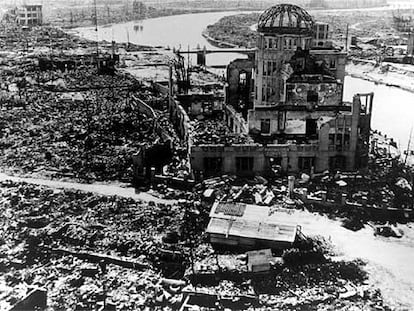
236,157,254,172
298,157,315,171
204,157,223,173
306,119,318,136
261,119,271,134
329,58,336,69
239,72,247,86
268,157,282,167
318,32,325,40
329,156,346,171
277,111,286,131
307,90,319,103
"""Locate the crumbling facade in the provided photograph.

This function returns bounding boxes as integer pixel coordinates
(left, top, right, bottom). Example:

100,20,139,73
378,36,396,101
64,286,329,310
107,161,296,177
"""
191,4,373,178
225,58,255,118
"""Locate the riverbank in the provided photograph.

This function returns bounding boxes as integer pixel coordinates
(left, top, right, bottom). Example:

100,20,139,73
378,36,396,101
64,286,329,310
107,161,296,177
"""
347,59,414,94
201,31,240,48
204,13,258,48
48,4,250,29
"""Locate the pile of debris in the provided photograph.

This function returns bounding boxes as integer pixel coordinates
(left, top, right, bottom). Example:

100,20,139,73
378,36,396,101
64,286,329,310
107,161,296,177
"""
184,237,388,310
0,180,195,310
190,119,253,146
297,159,414,222
0,25,185,183
0,84,161,181
0,180,392,310
194,175,295,208
0,30,181,181
193,164,413,231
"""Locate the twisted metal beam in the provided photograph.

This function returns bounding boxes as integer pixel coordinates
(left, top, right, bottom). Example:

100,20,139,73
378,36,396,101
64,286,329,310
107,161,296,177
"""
258,4,314,33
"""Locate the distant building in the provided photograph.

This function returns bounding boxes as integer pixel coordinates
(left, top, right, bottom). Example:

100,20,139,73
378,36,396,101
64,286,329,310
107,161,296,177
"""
17,4,42,26
312,22,333,49
132,1,146,18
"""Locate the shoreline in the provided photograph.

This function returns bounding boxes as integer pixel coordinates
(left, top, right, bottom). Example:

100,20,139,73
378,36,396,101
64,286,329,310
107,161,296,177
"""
346,71,414,93
346,59,414,94
201,31,240,48
55,8,251,30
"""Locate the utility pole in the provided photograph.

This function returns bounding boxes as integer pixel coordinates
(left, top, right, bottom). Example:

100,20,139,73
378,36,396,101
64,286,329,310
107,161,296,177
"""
186,45,191,94
94,0,99,70
345,23,349,52
404,126,413,165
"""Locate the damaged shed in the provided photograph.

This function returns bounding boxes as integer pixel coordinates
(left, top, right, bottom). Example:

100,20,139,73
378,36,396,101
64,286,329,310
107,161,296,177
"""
206,202,299,250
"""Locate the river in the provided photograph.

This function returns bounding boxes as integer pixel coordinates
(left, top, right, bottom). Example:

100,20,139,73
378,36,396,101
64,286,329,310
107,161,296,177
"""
73,12,253,68
72,12,414,309
344,76,414,151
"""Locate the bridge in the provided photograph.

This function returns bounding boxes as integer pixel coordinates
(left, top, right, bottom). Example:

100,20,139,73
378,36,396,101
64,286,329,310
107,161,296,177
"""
175,48,256,55
174,47,256,67
126,46,256,67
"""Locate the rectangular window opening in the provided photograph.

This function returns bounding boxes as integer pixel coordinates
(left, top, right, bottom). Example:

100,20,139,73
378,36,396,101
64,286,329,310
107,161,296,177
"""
306,119,318,136
236,157,254,172
298,157,315,171
261,119,271,134
204,157,223,174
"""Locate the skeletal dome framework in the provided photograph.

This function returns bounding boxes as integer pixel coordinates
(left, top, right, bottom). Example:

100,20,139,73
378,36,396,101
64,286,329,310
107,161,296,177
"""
257,4,314,34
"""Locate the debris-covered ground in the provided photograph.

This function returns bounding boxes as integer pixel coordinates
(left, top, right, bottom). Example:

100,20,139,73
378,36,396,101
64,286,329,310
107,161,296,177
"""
0,7,412,311
0,180,391,311
190,119,253,146
0,25,182,183
0,180,186,310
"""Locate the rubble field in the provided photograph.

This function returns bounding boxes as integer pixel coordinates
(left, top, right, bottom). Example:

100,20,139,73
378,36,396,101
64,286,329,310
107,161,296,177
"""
0,180,189,310
0,26,183,183
0,9,409,311
0,180,391,310
0,68,167,182
190,119,253,146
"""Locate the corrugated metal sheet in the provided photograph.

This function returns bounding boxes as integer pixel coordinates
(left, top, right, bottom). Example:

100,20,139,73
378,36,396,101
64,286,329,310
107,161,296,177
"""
206,218,297,243
211,202,246,217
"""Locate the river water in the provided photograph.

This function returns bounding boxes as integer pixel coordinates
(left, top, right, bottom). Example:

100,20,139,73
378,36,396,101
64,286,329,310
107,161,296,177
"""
74,12,253,68
72,12,414,309
344,77,414,151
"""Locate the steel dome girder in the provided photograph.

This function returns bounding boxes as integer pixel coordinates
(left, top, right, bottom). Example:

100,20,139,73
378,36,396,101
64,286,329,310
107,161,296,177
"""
258,4,314,30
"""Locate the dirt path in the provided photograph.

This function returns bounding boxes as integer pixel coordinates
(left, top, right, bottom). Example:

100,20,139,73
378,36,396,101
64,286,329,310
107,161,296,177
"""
290,210,414,310
0,173,177,205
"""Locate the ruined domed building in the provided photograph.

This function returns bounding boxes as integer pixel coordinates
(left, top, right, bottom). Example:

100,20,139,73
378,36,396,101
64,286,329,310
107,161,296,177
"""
189,4,373,177
253,4,316,106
